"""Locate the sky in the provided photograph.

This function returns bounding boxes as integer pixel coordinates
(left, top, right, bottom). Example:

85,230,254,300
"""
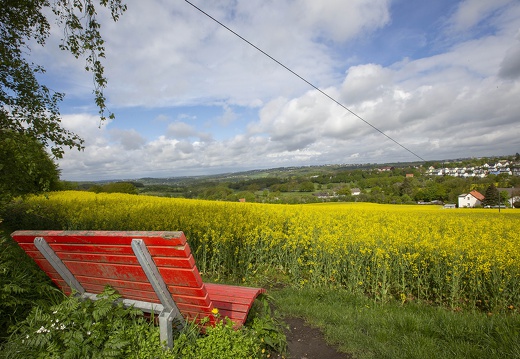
33,0,520,181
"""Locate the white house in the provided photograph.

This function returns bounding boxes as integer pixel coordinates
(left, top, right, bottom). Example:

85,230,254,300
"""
458,190,485,208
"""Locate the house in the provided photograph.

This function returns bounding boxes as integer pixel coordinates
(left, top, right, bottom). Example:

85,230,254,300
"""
458,190,485,208
351,188,361,196
313,192,335,199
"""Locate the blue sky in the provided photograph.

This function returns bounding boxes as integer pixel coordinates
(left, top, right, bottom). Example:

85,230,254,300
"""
33,0,520,180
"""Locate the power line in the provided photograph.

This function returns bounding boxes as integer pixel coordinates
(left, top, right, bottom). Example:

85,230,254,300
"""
184,0,426,162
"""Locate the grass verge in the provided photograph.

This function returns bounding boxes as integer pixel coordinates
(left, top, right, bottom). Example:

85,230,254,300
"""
273,286,520,359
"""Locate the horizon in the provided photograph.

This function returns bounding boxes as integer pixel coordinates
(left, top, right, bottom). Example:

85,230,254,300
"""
60,153,518,183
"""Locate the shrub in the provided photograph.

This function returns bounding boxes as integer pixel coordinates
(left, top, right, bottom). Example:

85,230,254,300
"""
0,234,59,342
1,287,173,359
172,318,261,359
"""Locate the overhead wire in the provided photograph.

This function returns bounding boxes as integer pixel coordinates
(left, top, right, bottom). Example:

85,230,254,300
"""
184,0,426,162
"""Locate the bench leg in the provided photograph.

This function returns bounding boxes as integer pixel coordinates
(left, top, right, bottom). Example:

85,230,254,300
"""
159,309,176,348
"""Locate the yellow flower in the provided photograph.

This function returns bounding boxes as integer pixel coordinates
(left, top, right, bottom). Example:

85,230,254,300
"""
211,308,219,315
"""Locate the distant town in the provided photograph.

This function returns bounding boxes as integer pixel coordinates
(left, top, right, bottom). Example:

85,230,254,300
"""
426,160,518,178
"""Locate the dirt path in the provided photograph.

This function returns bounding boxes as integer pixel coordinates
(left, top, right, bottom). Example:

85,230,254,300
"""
280,317,352,359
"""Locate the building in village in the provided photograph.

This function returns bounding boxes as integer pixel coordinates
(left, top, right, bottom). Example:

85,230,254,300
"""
458,190,485,208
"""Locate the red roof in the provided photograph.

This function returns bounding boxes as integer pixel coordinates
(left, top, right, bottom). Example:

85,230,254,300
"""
469,190,485,201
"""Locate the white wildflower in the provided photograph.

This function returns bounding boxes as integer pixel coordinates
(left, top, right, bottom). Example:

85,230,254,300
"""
36,326,49,334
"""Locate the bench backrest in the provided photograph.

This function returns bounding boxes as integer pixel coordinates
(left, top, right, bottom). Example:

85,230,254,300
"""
11,230,215,323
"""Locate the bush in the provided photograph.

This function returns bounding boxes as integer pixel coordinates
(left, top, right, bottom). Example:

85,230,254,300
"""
1,199,66,230
1,287,173,359
0,234,59,342
0,131,61,206
91,182,139,195
173,318,261,359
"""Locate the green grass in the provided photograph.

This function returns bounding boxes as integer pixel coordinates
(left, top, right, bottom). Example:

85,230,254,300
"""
273,286,520,359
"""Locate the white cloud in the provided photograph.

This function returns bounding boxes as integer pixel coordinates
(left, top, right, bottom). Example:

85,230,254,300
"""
110,129,146,150
299,0,390,42
167,121,198,138
499,29,520,79
217,104,238,126
449,0,514,31
155,114,171,122
340,64,394,105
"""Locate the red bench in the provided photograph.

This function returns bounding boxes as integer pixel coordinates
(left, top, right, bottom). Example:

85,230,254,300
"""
11,230,266,347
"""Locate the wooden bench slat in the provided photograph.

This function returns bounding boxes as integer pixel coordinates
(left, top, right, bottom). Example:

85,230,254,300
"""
84,284,160,303
12,230,186,246
206,283,266,298
71,275,211,298
21,245,195,269
159,267,205,288
81,283,213,307
61,261,205,288
152,255,196,268
19,249,45,259
49,252,196,269
216,309,247,323
57,253,141,265
211,300,251,313
21,243,192,257
205,283,266,305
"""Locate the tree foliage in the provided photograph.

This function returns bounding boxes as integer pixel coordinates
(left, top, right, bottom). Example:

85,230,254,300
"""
1,0,126,158
89,182,138,194
483,184,500,207
0,130,61,205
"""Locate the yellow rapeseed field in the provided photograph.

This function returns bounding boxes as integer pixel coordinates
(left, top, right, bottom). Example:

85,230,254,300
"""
14,191,520,311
